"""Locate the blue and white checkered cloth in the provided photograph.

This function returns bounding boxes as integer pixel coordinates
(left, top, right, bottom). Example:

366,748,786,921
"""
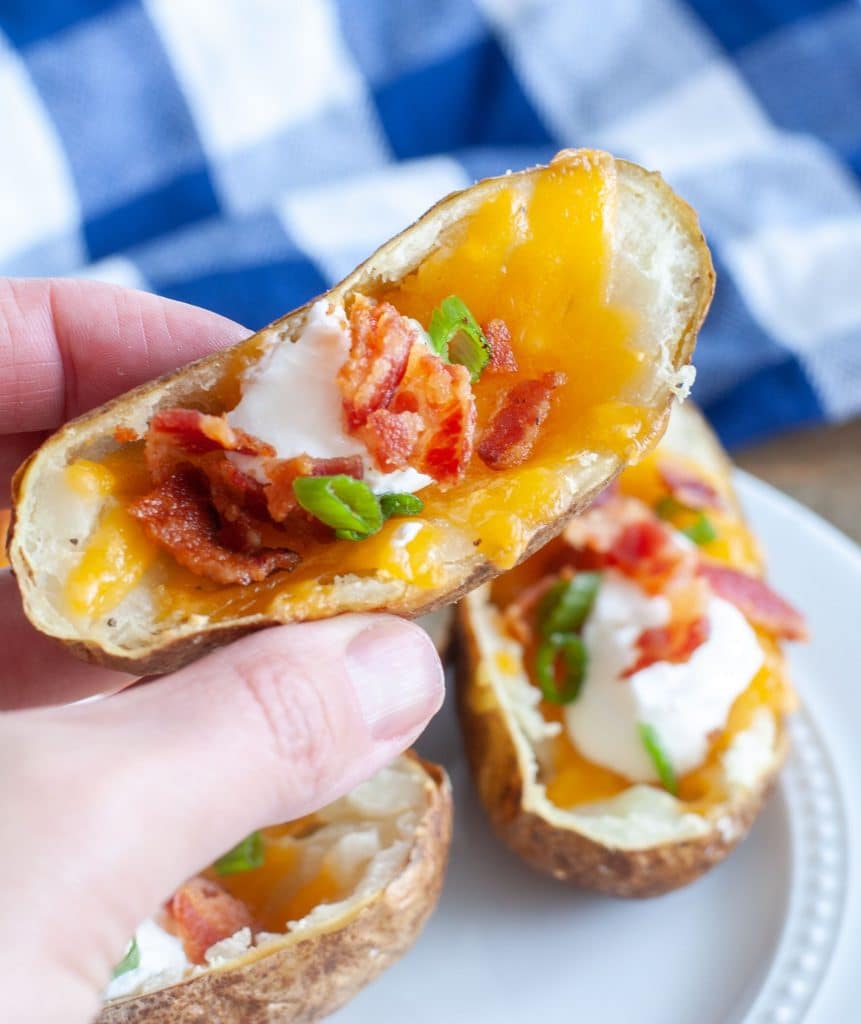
1,0,859,448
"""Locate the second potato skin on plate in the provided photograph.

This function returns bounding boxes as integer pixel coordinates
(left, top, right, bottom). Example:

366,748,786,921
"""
456,404,800,897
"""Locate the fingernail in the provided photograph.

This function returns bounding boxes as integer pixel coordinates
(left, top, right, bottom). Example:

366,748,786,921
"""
346,620,444,741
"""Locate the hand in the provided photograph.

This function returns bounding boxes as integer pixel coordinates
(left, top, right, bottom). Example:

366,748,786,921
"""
0,279,444,1024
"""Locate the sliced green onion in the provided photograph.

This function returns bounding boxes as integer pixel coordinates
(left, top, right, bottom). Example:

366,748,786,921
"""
427,295,490,381
112,937,140,978
681,513,718,546
655,496,683,520
214,831,264,876
538,572,601,638
379,492,424,519
638,723,678,795
293,475,383,540
535,632,588,705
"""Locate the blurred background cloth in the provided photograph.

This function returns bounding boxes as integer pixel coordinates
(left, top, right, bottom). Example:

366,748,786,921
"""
0,0,859,448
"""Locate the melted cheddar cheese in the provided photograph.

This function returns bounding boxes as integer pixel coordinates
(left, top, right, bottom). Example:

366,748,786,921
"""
62,452,157,619
519,449,795,812
209,825,343,934
63,153,651,623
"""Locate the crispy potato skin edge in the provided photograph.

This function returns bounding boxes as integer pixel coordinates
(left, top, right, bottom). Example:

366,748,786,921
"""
96,756,452,1024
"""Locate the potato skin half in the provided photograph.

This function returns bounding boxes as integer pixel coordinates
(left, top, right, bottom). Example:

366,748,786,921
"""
97,757,452,1024
455,403,794,897
8,153,715,676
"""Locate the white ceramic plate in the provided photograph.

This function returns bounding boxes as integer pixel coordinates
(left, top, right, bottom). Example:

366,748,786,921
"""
332,471,861,1024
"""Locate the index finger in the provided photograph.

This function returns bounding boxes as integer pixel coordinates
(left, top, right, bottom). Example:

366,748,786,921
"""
0,277,248,493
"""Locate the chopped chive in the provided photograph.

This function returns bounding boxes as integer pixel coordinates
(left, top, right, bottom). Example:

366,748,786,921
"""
535,632,588,705
681,513,718,546
638,723,678,795
293,475,383,540
214,831,264,876
428,295,490,381
112,937,140,978
537,572,601,638
379,492,424,519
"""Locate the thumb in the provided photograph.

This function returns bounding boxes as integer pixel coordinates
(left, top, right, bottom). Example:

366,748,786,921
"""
0,614,443,1022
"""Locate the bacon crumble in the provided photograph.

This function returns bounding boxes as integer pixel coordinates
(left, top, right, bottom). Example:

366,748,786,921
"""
623,617,711,677
391,344,476,485
483,318,518,373
606,519,689,593
477,372,566,470
357,408,424,471
698,562,808,641
145,408,275,484
168,876,256,965
338,296,417,429
129,468,299,585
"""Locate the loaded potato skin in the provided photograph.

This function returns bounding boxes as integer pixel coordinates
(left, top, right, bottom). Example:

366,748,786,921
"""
456,405,800,897
99,755,452,1024
9,150,713,674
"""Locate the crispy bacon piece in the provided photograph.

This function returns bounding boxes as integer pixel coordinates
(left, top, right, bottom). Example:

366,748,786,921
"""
659,460,724,510
482,318,518,373
145,409,274,484
339,296,418,429
698,563,808,640
607,520,691,594
563,501,691,593
357,408,424,471
608,519,679,575
389,344,476,485
477,372,566,471
207,458,269,522
263,454,364,522
150,409,273,456
168,876,255,964
335,293,478,485
129,468,299,585
623,616,711,677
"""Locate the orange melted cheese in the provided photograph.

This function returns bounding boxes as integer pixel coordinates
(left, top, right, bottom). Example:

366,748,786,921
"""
515,448,795,811
210,824,343,934
64,153,650,623
62,451,158,619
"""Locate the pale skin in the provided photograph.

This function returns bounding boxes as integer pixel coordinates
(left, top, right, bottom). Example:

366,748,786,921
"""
0,279,444,1024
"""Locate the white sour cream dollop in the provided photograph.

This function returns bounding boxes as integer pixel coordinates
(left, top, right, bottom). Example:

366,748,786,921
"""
565,570,764,782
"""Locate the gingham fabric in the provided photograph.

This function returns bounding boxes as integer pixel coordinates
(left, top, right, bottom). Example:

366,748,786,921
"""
1,0,859,447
